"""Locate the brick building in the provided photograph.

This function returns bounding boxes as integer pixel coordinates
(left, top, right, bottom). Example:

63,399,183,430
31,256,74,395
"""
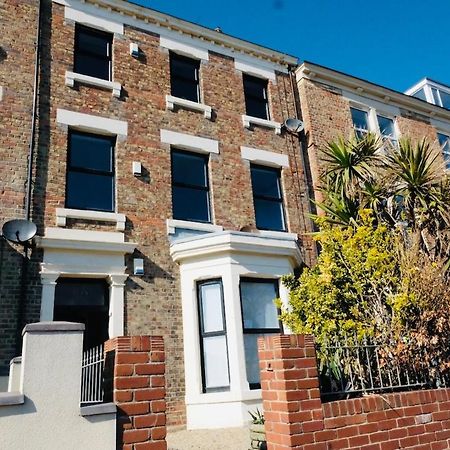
2,0,450,432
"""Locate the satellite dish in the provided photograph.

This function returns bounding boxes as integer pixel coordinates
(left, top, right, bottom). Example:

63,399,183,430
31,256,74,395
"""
2,219,37,244
283,118,304,134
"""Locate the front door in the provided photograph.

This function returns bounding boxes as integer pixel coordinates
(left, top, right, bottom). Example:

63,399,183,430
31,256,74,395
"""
54,278,109,349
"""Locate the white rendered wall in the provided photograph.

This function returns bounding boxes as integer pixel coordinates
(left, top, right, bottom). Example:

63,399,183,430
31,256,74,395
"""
0,323,116,449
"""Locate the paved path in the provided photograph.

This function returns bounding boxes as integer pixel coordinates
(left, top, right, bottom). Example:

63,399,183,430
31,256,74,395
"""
167,426,250,450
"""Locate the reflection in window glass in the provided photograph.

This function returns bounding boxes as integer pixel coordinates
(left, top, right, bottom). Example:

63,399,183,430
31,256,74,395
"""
250,165,285,231
377,115,397,146
240,279,280,388
350,107,369,139
438,133,450,170
171,150,210,223
412,89,427,102
66,131,115,212
198,280,230,392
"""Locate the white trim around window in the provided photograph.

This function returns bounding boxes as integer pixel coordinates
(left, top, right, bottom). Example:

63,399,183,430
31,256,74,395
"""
240,146,289,168
160,36,209,61
234,59,276,82
160,129,219,154
65,71,122,98
64,5,124,35
56,208,126,231
56,109,128,137
165,95,212,120
242,115,282,135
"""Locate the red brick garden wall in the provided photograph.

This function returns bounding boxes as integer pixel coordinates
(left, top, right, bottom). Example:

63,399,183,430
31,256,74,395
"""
105,335,166,450
258,334,450,450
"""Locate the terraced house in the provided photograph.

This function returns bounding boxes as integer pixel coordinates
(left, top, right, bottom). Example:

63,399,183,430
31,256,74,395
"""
0,0,314,429
2,0,450,433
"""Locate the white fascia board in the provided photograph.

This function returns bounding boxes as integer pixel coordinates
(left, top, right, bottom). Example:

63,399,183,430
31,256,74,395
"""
65,5,124,34
55,0,292,74
234,59,276,81
160,36,208,61
56,109,128,137
170,230,302,265
240,146,289,168
344,90,401,118
160,129,219,154
297,62,450,123
404,78,428,96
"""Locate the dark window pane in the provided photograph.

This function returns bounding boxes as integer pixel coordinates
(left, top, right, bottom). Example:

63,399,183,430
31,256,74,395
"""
75,54,110,80
251,166,281,199
170,55,199,80
66,172,114,212
377,115,395,138
172,152,208,187
70,132,113,172
170,53,200,102
243,74,269,119
350,107,369,130
412,88,427,101
244,98,268,120
77,31,110,57
440,90,450,110
254,198,285,231
74,25,111,81
171,78,199,102
54,278,109,349
55,279,108,306
172,186,210,222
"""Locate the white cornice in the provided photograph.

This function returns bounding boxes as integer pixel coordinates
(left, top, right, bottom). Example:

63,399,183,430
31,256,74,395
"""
55,0,297,70
296,62,450,123
36,227,136,254
170,230,302,265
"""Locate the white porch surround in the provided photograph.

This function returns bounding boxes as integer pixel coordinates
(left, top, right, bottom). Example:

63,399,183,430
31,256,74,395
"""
36,227,136,338
170,230,301,429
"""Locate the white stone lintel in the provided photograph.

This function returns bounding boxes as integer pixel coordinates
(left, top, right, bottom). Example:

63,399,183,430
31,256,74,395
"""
166,95,212,120
242,115,282,135
160,129,219,154
65,71,122,98
240,146,289,168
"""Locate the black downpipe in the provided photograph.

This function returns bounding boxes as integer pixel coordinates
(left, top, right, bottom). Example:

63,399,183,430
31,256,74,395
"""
16,0,42,355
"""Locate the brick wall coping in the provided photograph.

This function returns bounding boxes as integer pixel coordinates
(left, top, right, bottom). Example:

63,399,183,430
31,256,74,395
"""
80,402,117,417
22,322,85,335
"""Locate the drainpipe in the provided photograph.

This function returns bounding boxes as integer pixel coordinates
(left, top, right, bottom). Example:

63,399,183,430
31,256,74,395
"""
16,0,42,355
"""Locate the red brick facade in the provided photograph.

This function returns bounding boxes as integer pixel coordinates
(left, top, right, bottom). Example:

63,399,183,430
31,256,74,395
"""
105,335,166,450
259,334,450,449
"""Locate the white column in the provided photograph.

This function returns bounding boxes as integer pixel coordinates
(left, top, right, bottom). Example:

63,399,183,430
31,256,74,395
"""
39,272,60,321
107,274,128,338
222,265,249,393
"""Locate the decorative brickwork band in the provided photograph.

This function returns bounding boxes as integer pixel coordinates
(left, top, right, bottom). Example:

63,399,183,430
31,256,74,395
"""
105,336,167,450
258,334,450,449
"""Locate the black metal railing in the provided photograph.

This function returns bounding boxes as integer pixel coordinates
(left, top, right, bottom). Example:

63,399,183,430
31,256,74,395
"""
316,338,448,402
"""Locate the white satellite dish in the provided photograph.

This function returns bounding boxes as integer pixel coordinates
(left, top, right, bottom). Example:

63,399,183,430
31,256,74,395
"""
2,219,37,244
283,118,304,134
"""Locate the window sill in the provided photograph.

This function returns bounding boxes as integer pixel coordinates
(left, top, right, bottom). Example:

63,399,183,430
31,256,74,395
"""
167,219,223,235
166,95,212,120
0,392,24,406
256,230,298,240
80,402,117,417
242,115,281,135
56,208,126,231
65,71,122,98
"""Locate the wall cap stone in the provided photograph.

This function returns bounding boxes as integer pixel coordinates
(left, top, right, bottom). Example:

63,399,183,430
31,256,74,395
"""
0,392,25,406
22,322,85,336
80,402,117,417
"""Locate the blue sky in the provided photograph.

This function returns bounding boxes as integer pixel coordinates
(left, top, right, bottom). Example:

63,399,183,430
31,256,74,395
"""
134,0,450,93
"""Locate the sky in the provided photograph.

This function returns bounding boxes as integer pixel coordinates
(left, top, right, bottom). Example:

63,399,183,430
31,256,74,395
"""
134,0,450,93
